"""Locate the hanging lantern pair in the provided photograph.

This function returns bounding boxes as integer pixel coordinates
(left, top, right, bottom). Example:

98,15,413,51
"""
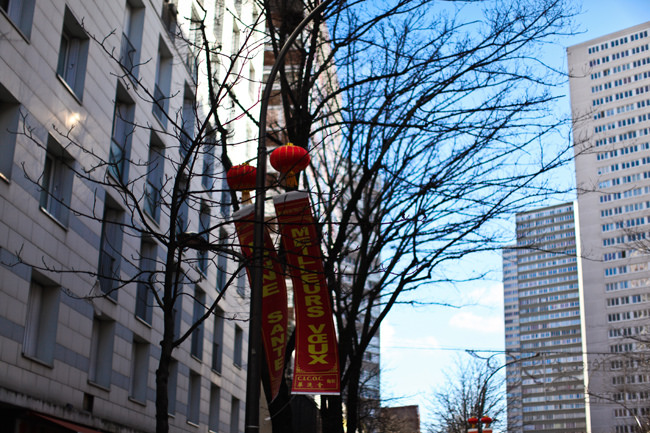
226,143,310,203
467,416,493,430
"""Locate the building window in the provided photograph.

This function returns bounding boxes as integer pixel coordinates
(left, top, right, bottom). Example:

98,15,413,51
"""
211,308,223,373
198,202,210,275
120,1,144,78
153,40,172,126
175,175,189,236
56,7,89,99
249,63,257,98
230,397,240,433
98,199,124,299
230,23,241,73
233,325,243,368
161,0,177,40
40,136,74,225
0,83,20,181
202,135,216,191
220,176,231,217
0,0,35,38
168,359,178,415
209,384,221,432
236,269,246,297
144,134,165,221
187,371,201,425
129,338,149,403
88,316,114,389
216,229,228,292
186,9,201,81
108,85,135,183
180,90,195,160
190,287,205,359
23,278,60,365
213,0,224,41
135,238,156,324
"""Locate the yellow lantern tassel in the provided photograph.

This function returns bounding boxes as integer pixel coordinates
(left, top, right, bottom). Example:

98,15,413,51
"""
286,171,298,188
242,190,251,204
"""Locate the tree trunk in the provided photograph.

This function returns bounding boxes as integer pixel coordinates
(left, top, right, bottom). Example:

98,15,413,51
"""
155,338,172,433
155,280,175,433
345,359,362,433
268,382,295,433
321,395,345,433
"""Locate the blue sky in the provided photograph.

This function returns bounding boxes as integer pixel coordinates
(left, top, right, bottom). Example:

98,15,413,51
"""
380,0,650,429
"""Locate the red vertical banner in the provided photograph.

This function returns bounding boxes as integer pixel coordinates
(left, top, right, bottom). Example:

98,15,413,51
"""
233,205,288,401
273,192,340,395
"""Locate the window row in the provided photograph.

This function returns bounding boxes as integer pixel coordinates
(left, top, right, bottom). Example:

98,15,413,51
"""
24,274,244,370
605,278,650,292
607,307,650,323
607,293,650,308
22,274,244,431
605,262,649,277
588,30,649,56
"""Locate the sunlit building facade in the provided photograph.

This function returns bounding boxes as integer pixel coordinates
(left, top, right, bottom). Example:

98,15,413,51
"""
568,21,650,433
503,203,587,432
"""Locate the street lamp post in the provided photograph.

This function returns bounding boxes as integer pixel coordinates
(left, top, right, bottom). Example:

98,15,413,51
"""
245,1,334,432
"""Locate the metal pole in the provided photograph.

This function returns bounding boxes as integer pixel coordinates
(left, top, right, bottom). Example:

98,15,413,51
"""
244,1,334,431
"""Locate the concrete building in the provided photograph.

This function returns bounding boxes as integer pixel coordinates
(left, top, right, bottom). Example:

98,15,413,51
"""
0,1,263,432
503,203,587,432
568,21,650,433
380,405,420,433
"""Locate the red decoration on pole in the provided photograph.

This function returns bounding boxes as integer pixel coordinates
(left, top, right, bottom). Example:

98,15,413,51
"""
227,163,257,203
233,205,288,401
273,192,340,395
481,416,493,426
468,417,479,428
269,143,310,188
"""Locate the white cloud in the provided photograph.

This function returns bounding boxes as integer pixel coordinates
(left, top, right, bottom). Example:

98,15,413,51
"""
465,282,504,308
448,310,503,333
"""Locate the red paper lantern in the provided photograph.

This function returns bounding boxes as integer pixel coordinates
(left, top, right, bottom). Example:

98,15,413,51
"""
481,416,492,427
227,163,257,203
269,142,310,188
467,417,479,428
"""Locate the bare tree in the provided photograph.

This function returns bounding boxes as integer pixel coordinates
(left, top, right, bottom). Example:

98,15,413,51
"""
259,0,576,431
426,356,506,433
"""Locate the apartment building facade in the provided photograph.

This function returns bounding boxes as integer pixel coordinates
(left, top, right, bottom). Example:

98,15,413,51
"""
503,203,587,432
568,21,650,433
0,1,263,432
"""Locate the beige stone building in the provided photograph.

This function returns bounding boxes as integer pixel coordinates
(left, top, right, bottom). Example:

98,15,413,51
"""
0,0,263,432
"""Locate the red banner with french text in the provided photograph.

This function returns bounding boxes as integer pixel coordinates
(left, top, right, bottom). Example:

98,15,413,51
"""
273,192,340,395
233,205,288,401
